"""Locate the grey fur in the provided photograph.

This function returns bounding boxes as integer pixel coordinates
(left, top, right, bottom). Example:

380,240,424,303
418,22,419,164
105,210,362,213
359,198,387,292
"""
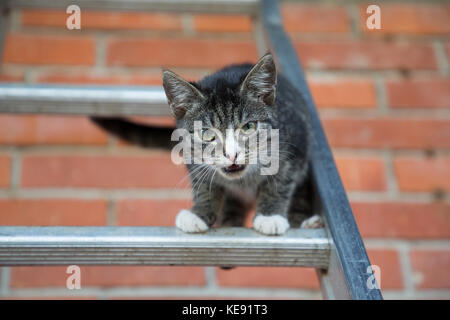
162,53,314,233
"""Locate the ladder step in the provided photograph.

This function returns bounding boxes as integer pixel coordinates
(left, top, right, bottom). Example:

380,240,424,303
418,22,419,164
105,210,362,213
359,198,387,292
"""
7,0,259,14
0,226,330,268
0,83,169,116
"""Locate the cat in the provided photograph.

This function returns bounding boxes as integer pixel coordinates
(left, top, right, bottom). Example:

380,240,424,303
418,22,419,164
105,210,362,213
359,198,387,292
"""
92,53,323,235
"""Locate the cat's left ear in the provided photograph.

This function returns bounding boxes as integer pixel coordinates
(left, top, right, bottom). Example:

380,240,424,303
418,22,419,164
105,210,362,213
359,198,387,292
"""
240,53,277,106
162,70,205,119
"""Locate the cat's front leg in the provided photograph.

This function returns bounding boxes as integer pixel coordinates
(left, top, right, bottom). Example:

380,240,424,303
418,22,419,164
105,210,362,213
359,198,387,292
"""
175,181,222,233
253,178,296,236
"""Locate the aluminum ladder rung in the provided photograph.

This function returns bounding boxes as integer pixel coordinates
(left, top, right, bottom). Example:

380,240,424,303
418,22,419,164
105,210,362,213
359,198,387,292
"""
0,226,330,267
0,84,170,116
6,0,260,14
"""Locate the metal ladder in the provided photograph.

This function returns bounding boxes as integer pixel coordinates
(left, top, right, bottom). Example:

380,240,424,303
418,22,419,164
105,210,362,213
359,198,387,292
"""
0,0,382,300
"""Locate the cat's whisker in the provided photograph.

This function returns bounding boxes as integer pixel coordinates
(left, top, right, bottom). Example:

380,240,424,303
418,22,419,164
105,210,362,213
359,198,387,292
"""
192,166,213,195
184,166,210,191
190,166,210,193
209,168,217,194
175,164,207,188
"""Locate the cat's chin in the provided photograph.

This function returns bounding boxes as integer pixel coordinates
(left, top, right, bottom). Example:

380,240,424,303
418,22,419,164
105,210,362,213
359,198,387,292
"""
219,164,247,179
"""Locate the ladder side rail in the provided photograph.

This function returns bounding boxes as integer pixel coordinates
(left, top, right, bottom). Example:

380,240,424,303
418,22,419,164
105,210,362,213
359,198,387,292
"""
259,0,382,300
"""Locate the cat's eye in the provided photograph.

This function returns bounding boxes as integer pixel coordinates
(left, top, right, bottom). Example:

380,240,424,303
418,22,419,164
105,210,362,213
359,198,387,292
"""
241,121,257,134
201,129,216,142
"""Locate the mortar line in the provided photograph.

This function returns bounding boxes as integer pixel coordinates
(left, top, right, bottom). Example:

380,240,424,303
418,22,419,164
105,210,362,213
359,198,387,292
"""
94,32,107,72
204,267,217,289
0,267,10,296
10,150,22,191
374,73,389,115
398,243,416,298
106,198,117,226
5,285,322,300
348,2,361,39
432,39,449,77
383,150,399,200
181,13,195,37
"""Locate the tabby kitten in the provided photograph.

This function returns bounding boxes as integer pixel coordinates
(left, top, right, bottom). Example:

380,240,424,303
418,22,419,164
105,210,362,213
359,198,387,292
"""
92,54,322,235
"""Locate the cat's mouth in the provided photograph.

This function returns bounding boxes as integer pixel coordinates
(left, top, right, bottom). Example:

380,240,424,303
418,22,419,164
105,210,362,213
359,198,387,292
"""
222,164,246,174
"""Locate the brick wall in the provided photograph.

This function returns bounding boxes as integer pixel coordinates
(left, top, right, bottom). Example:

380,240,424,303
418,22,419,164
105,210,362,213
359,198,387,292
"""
0,1,449,300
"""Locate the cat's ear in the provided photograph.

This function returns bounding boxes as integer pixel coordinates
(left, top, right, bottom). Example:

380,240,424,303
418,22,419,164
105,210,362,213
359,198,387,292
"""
162,70,205,119
240,53,277,106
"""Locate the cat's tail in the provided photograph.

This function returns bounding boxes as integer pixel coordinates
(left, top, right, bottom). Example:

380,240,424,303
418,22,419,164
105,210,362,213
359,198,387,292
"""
90,117,174,150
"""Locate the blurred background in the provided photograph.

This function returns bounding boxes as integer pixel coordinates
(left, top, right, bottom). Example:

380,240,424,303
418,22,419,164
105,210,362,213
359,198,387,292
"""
0,0,449,299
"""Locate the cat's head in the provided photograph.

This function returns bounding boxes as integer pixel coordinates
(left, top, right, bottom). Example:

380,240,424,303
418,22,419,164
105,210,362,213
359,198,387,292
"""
162,53,278,180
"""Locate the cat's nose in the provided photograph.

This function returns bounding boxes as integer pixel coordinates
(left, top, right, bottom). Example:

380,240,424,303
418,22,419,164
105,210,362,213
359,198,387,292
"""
226,152,237,163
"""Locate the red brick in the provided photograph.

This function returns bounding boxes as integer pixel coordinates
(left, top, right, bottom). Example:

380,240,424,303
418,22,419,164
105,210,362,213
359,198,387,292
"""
323,118,450,149
410,250,450,289
22,10,182,31
295,41,436,70
366,249,403,289
310,79,376,108
21,154,188,188
216,267,319,289
0,73,24,82
3,34,95,66
10,266,205,288
394,157,450,192
360,4,450,35
386,79,450,108
193,15,252,32
335,157,386,191
0,199,107,226
0,155,11,188
0,115,107,145
353,202,450,239
107,38,257,68
283,4,349,33
117,199,193,226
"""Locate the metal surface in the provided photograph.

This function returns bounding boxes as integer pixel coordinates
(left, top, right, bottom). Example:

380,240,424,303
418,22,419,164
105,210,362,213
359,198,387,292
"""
0,84,170,116
0,226,330,267
6,0,259,14
316,250,351,299
260,0,382,299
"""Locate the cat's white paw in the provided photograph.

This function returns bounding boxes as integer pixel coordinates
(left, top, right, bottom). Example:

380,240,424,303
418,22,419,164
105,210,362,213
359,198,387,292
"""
253,214,289,235
175,209,209,233
300,215,324,229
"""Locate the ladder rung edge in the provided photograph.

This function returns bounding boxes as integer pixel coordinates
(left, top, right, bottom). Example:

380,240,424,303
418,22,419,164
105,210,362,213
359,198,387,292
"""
0,226,330,268
6,0,260,14
0,83,170,116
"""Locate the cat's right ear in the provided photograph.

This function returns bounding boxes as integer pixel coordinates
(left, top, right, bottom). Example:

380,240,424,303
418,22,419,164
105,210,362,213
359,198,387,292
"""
162,70,205,119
